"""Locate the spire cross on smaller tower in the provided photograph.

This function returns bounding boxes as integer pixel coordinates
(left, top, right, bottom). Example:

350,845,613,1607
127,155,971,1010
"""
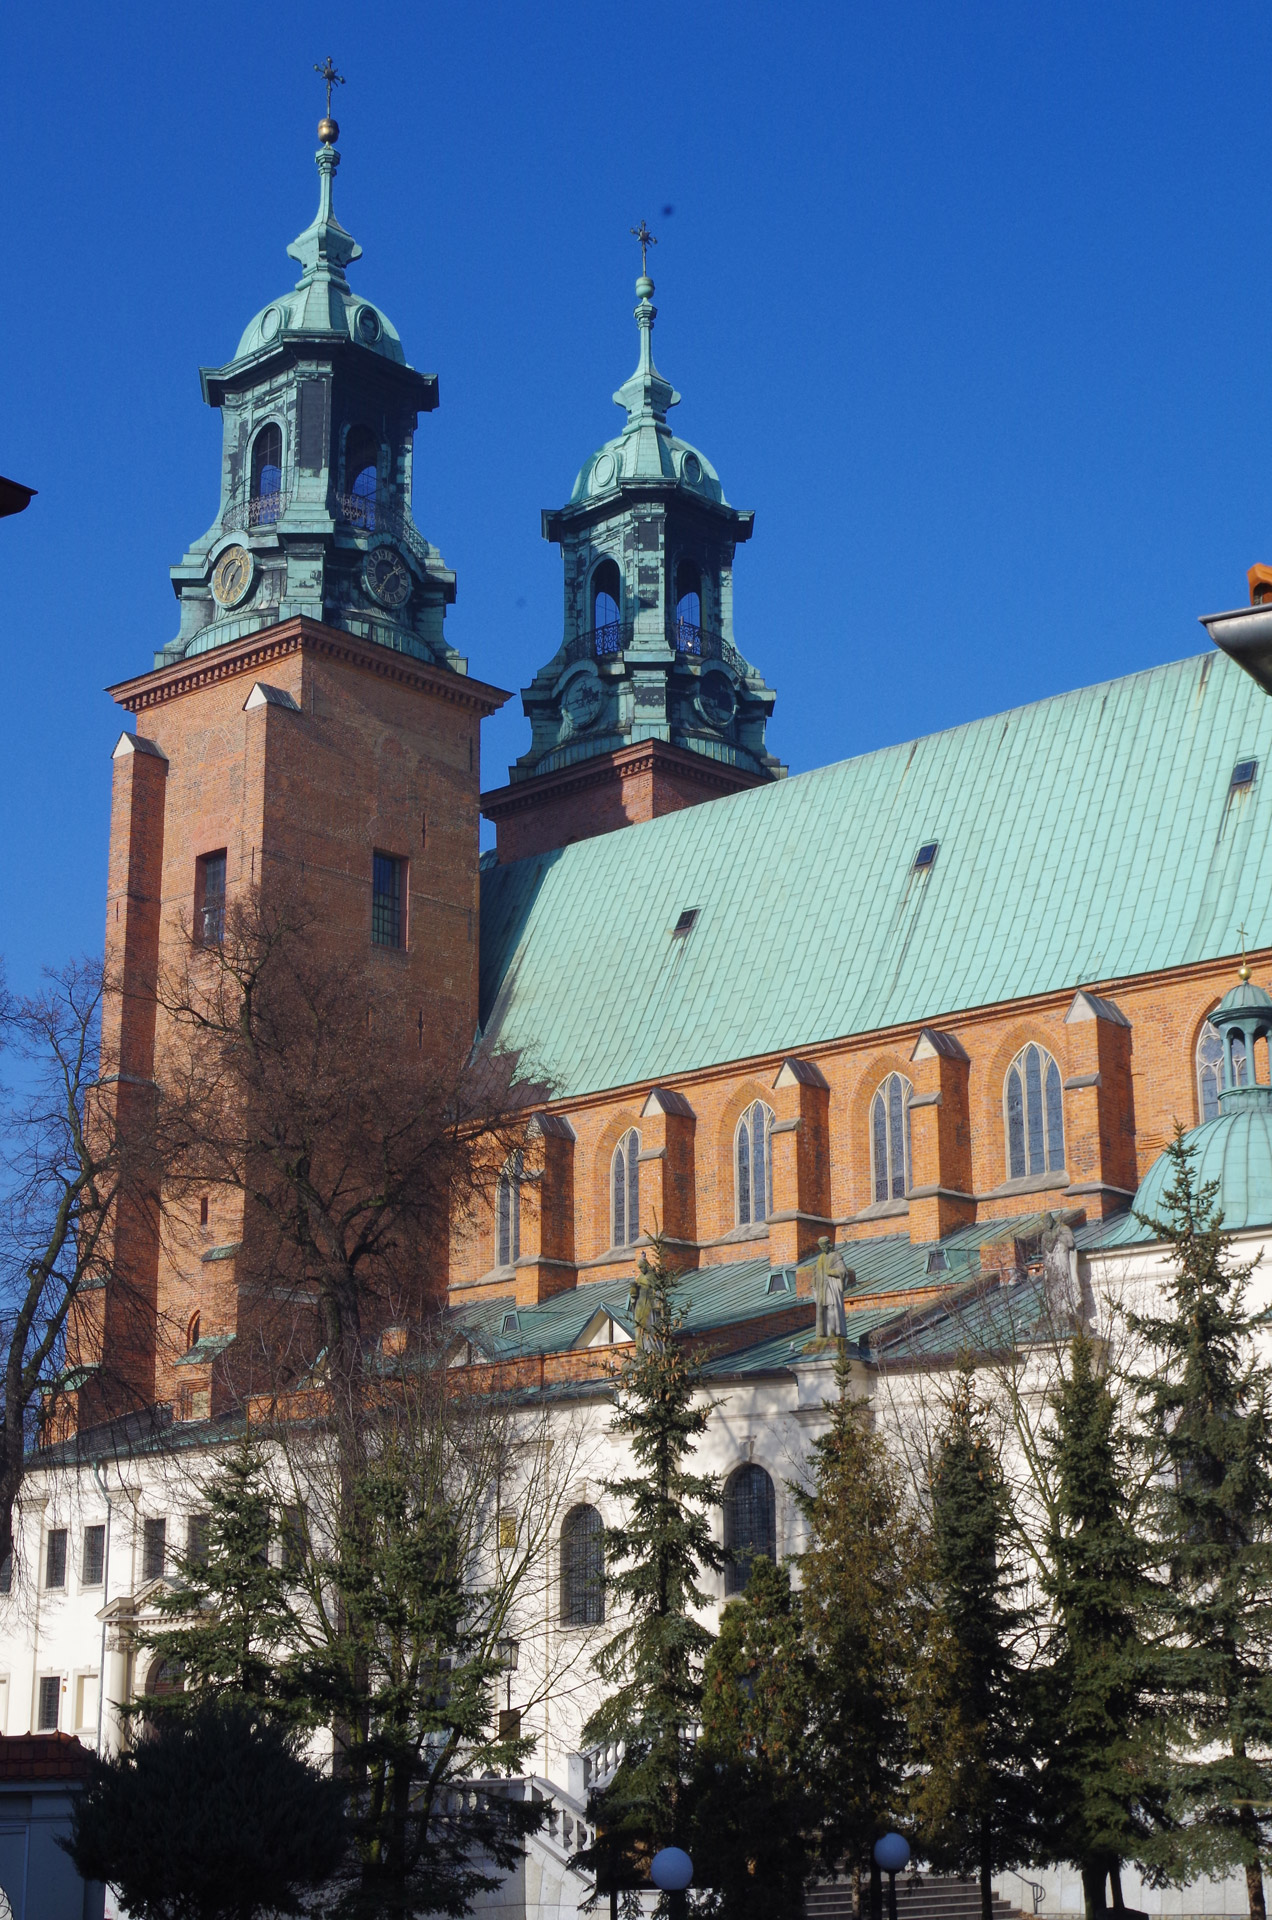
315,57,345,118
1239,921,1252,982
630,220,658,277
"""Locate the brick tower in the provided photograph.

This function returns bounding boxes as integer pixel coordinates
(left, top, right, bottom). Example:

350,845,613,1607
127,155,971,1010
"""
70,112,506,1432
481,232,785,863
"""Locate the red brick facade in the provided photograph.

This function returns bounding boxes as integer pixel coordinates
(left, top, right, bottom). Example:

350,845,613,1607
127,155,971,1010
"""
75,616,506,1425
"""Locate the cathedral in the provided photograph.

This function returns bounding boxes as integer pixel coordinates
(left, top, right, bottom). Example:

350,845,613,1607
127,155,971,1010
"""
6,108,1272,1920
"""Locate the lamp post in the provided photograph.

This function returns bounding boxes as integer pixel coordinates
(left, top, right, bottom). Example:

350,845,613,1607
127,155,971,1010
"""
874,1831,911,1920
651,1845,694,1920
494,1636,520,1738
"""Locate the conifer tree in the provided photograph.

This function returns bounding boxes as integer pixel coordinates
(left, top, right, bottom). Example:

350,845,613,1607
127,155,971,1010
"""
692,1555,817,1919
578,1238,725,1906
795,1355,919,1914
138,1441,312,1726
1131,1130,1272,1920
1037,1331,1168,1919
908,1367,1036,1920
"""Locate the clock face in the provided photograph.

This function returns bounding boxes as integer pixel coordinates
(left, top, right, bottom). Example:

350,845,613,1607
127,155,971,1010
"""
698,669,736,727
211,545,253,608
563,674,603,731
364,545,411,611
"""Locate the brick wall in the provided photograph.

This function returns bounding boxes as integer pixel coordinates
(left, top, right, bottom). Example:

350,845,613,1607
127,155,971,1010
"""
449,953,1258,1299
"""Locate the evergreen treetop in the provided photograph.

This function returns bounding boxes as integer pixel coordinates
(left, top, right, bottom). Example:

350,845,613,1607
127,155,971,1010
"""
578,1237,725,1894
1130,1130,1272,1918
909,1366,1036,1920
1038,1330,1169,1916
794,1353,920,1887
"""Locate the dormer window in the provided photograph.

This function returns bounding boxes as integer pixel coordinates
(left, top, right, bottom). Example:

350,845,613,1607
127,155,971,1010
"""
674,559,702,651
250,424,282,526
346,426,379,532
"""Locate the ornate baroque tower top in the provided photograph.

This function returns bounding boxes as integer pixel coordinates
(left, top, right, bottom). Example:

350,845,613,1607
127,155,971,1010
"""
484,236,783,857
162,93,461,672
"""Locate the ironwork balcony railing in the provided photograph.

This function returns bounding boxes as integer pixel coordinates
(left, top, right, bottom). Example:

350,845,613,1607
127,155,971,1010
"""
334,493,429,565
563,621,631,665
674,619,744,674
221,491,290,533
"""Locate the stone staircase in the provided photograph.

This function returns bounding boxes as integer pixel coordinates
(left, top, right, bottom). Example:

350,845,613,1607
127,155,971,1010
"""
806,1876,1028,1920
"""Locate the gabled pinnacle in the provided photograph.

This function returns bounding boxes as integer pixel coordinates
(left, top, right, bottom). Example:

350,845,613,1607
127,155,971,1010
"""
612,273,681,427
286,141,363,294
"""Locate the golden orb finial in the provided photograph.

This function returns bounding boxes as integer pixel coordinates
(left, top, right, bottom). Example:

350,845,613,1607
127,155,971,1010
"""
314,57,344,147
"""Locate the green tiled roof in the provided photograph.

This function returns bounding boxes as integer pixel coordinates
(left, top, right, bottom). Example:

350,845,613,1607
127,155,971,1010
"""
481,652,1272,1100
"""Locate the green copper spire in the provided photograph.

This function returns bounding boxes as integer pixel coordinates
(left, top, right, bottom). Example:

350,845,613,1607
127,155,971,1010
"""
286,138,363,302
499,240,783,794
162,91,460,674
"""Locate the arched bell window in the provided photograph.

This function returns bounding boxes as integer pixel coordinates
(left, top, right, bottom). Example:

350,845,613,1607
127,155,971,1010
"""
870,1073,912,1203
723,1463,776,1595
736,1101,774,1226
591,558,622,639
674,558,702,649
345,425,379,531
560,1504,605,1626
1005,1044,1065,1179
1197,1014,1245,1123
185,1311,201,1353
612,1128,640,1248
250,423,282,525
496,1152,522,1268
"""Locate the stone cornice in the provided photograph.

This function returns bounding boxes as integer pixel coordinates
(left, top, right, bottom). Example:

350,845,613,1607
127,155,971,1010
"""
480,737,764,820
109,616,509,719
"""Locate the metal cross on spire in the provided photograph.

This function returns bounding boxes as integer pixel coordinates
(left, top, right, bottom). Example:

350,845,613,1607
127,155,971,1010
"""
315,56,346,118
1239,921,1252,981
630,220,658,276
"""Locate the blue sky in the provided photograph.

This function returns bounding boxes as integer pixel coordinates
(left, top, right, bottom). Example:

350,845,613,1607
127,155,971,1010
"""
4,1,1272,990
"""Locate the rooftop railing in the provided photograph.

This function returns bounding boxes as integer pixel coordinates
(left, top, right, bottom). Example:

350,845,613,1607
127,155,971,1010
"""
563,621,631,664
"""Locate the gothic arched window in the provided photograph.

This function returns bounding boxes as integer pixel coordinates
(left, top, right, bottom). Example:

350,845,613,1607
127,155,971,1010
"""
346,425,379,530
591,558,622,637
870,1073,912,1204
250,423,282,524
1197,1015,1244,1122
612,1129,640,1248
496,1153,522,1268
185,1312,201,1353
674,558,702,641
736,1101,775,1226
723,1463,776,1595
1005,1044,1065,1180
560,1504,605,1626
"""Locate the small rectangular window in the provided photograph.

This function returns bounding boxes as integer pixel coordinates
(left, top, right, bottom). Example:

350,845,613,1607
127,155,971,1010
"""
1232,759,1258,789
142,1517,166,1583
196,850,227,946
199,1196,209,1227
672,908,700,936
766,1270,793,1294
372,852,405,948
82,1524,106,1587
281,1506,307,1576
926,1249,949,1274
498,1511,518,1550
0,1553,12,1595
914,841,939,870
75,1673,98,1731
36,1675,60,1732
44,1529,67,1590
186,1513,210,1570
